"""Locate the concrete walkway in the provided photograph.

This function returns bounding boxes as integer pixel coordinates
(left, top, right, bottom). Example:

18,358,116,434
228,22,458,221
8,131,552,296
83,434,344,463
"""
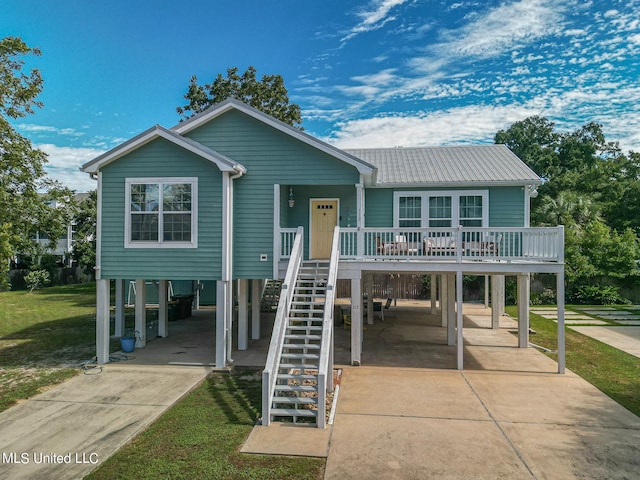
0,365,210,480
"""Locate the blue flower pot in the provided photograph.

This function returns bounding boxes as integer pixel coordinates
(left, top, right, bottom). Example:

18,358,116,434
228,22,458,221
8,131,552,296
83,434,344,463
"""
120,336,135,353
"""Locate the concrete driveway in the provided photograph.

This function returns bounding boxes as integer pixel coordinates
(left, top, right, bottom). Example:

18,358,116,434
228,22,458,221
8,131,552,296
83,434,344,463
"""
244,304,640,479
0,365,210,480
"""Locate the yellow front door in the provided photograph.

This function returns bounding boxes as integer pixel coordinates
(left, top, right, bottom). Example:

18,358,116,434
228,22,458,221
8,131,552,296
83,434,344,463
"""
311,200,338,259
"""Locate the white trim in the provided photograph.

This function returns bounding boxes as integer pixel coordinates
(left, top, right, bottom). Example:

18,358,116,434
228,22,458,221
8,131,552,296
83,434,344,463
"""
81,125,240,174
524,186,531,227
124,177,198,249
393,190,489,228
221,172,231,281
95,172,103,279
273,184,280,279
309,198,340,259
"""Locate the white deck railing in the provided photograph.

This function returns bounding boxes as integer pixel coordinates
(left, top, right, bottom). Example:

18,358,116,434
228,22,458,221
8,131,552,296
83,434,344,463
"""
279,226,564,263
262,226,304,426
316,226,340,429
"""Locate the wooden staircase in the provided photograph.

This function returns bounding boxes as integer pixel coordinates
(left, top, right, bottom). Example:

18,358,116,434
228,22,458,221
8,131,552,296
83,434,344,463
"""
269,261,329,425
261,279,282,312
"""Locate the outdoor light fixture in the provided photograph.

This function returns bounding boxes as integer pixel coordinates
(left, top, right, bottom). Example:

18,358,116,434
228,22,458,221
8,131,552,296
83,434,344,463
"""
288,187,295,207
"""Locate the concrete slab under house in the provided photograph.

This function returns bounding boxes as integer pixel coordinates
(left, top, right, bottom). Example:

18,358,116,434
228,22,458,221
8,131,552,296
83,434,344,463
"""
81,98,566,429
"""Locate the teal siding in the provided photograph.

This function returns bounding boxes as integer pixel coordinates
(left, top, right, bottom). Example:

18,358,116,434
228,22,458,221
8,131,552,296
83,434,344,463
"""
100,138,223,280
489,187,525,227
364,189,393,227
364,186,526,227
186,110,360,278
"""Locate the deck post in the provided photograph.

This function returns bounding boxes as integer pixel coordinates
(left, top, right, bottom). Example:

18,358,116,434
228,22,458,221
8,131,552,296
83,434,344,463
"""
96,279,110,364
456,271,464,370
351,276,362,365
251,279,261,340
158,279,169,338
366,274,374,325
447,274,456,346
114,278,125,337
216,280,227,368
557,271,566,374
490,275,501,329
238,279,248,350
134,279,146,348
430,274,438,315
441,274,448,329
517,273,530,348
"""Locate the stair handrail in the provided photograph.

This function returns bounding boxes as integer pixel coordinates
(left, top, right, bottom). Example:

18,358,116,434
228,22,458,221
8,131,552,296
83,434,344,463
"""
317,226,341,428
262,226,304,426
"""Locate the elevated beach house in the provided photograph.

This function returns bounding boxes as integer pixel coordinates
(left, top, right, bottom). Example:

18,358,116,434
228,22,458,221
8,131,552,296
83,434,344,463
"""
81,98,565,427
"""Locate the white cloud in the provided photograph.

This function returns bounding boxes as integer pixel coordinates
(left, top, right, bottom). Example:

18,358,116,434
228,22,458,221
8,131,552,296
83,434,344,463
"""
342,0,409,42
435,0,565,59
16,123,84,138
38,144,105,192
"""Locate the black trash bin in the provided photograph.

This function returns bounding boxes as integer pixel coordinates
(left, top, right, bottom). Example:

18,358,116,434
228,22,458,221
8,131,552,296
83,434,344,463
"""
171,294,194,319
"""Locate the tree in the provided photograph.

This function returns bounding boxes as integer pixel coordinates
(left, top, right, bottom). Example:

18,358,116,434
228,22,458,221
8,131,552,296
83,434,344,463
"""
71,191,97,274
176,66,303,129
0,36,74,289
496,116,640,299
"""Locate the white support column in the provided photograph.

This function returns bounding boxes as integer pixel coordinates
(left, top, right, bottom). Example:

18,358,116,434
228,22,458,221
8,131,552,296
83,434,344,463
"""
134,279,146,348
366,275,374,325
484,275,489,309
238,279,248,350
497,275,505,316
491,275,500,330
456,271,464,370
447,274,456,346
114,278,125,337
96,279,110,364
227,280,234,363
356,181,365,258
517,273,530,348
430,274,437,315
251,279,261,340
216,280,227,368
441,274,448,329
557,271,566,374
351,276,362,365
158,280,169,338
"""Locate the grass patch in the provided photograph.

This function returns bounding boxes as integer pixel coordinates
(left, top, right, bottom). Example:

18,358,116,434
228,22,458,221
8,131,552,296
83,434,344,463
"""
0,283,104,412
86,368,325,480
508,305,640,416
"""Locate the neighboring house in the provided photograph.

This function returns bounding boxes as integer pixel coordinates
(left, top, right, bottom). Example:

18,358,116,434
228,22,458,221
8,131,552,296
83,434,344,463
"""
81,99,566,427
27,192,91,267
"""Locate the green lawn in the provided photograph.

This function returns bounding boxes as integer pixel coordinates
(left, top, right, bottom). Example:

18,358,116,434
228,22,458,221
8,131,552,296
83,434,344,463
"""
0,283,100,412
507,305,640,416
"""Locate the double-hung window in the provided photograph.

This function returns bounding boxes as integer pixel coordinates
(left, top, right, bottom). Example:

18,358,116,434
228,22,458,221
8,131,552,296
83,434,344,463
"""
125,178,198,248
398,196,421,227
394,190,488,228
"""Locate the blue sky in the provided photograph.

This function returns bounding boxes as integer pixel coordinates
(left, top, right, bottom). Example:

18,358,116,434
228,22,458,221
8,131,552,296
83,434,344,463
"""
3,0,640,192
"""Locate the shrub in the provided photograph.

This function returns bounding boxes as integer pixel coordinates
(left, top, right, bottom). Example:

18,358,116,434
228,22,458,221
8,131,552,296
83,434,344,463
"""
568,285,631,305
24,269,50,292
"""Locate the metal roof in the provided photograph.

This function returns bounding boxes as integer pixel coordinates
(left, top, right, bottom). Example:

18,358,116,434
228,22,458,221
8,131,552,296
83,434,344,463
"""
344,144,541,186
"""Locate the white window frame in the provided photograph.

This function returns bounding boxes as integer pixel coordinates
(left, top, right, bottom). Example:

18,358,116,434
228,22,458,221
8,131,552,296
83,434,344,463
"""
393,190,489,228
125,177,198,249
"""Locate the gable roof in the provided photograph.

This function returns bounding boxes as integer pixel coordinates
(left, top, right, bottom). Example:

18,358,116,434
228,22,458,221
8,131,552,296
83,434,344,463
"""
172,98,376,177
344,144,541,187
81,124,245,174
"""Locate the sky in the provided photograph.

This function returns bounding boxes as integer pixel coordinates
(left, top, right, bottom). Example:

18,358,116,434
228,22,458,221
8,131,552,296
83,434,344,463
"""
3,0,640,192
